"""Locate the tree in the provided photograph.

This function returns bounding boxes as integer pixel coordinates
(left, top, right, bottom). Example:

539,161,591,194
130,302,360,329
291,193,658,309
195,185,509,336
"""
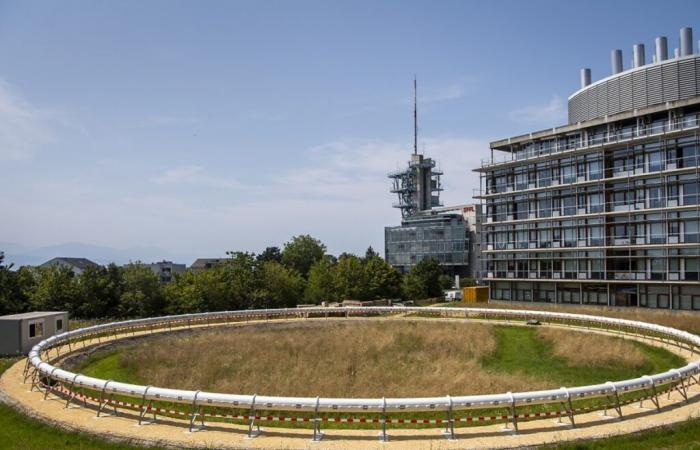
304,256,337,304
163,268,228,314
257,246,282,264
221,252,258,309
76,264,124,318
334,254,369,300
119,263,163,317
281,235,326,278
0,252,29,315
363,254,402,299
28,265,80,314
402,258,444,300
257,261,304,308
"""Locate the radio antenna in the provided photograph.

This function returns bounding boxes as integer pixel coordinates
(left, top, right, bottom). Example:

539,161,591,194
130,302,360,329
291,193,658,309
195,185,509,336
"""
413,76,418,155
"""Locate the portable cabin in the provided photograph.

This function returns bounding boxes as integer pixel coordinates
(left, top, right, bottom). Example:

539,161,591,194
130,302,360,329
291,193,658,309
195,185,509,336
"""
0,311,69,355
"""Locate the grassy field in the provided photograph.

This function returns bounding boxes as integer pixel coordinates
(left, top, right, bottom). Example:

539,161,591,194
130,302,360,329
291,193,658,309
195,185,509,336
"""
0,311,698,449
72,321,682,398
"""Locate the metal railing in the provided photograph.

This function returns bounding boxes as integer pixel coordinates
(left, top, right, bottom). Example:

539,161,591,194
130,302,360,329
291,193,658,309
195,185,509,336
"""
23,307,700,441
481,115,700,168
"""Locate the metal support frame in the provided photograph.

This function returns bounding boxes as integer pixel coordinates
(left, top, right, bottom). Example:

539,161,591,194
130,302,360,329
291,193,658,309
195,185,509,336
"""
441,395,456,440
97,380,118,417
65,374,80,408
603,382,623,419
247,394,261,438
311,396,323,442
669,370,688,402
508,392,519,433
43,368,58,400
380,397,388,442
640,376,660,411
138,386,156,425
560,388,575,427
188,390,205,432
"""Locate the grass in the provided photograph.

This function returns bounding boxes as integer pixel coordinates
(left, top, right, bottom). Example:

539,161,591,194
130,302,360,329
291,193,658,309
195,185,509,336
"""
75,321,683,399
0,358,163,450
483,326,684,388
1,311,699,449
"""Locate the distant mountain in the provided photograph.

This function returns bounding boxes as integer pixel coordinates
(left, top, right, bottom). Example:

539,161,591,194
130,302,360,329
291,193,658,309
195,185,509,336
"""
1,241,196,268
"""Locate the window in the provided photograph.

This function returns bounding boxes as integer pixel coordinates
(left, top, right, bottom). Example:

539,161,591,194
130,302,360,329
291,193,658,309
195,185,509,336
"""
588,160,603,180
28,320,44,339
56,318,64,332
648,151,663,172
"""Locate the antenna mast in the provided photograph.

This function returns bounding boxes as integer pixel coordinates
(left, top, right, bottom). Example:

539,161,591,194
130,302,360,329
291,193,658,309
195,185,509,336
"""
413,76,418,155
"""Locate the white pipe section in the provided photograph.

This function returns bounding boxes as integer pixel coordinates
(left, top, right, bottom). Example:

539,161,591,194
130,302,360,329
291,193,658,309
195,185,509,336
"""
27,307,700,414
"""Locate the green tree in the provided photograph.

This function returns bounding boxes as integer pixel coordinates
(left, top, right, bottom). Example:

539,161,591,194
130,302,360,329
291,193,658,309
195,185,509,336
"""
304,256,337,304
257,261,304,308
281,235,326,278
76,264,124,318
402,258,444,300
363,253,402,299
256,246,282,264
164,268,228,314
221,252,258,309
0,253,29,314
28,265,80,314
334,254,369,300
119,263,163,317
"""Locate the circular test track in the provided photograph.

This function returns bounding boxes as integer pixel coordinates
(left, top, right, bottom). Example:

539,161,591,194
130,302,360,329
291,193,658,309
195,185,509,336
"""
3,307,700,449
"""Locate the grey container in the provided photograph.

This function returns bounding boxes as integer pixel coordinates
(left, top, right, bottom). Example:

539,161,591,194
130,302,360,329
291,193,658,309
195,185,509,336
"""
0,311,69,355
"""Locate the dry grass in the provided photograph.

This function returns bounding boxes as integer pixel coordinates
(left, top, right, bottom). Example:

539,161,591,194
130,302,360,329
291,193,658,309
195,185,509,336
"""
486,301,700,336
118,320,551,397
537,327,647,368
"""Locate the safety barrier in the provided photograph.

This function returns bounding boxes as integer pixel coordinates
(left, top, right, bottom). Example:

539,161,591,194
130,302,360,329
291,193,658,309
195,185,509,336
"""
23,307,700,442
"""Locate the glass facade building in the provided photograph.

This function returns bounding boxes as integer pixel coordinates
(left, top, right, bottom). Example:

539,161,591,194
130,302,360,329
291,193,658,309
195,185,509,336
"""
477,50,700,310
385,212,471,276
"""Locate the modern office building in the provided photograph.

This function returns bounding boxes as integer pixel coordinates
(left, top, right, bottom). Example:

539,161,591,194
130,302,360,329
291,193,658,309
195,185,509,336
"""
385,81,482,279
384,203,481,278
477,27,700,310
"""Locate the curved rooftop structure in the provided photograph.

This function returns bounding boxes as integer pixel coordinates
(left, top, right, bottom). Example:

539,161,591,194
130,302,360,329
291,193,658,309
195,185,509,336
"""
569,27,700,124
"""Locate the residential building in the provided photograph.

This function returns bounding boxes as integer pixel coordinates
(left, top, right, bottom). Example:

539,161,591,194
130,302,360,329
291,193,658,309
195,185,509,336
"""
190,258,226,271
39,257,99,275
477,27,700,310
148,260,186,283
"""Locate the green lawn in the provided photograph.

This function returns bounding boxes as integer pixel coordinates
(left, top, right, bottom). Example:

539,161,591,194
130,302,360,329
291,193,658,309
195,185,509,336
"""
483,326,685,387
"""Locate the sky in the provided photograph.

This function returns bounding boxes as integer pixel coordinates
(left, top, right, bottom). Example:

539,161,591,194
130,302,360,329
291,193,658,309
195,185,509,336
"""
2,0,700,262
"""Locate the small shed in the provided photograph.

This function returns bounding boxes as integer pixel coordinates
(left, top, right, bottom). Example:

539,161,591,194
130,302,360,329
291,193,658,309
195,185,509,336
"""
0,311,69,355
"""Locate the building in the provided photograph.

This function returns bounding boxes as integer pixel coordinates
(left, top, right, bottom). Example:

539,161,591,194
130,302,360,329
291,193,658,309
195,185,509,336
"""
385,80,482,280
39,257,99,275
190,258,226,271
385,203,482,278
148,260,186,283
0,311,68,355
477,27,700,310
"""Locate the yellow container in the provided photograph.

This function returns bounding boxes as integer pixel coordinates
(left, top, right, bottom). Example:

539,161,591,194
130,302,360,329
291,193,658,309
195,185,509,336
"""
462,286,489,303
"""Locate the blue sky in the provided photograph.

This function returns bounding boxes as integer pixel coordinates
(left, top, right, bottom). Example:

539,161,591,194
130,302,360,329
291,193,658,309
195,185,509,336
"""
2,0,699,262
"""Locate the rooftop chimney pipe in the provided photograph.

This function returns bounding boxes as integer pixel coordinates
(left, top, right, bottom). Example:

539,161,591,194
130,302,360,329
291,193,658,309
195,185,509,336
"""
580,68,591,89
655,36,668,62
633,44,645,67
680,27,693,56
611,49,623,74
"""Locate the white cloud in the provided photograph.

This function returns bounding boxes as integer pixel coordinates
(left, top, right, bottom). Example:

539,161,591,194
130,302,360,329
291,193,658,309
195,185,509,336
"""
0,79,56,161
509,95,566,125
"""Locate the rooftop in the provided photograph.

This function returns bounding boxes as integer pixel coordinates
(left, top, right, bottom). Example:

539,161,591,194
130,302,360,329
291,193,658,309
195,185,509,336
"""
0,311,67,320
